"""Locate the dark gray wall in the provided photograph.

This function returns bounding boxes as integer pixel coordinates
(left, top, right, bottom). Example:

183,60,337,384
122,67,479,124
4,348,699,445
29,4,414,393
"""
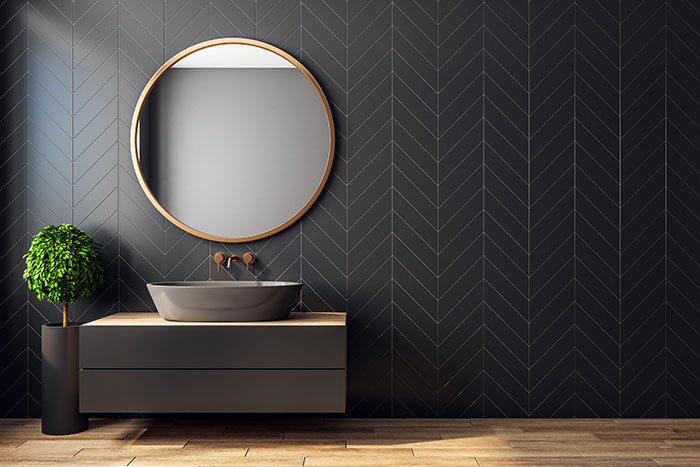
1,0,700,418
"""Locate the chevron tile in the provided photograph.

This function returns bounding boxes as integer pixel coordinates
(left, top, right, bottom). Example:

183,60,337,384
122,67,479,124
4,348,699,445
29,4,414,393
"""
667,0,700,417
621,0,666,417
25,0,74,417
346,0,392,417
483,0,528,418
392,0,438,418
73,0,120,325
437,0,483,418
26,0,72,233
0,0,27,416
574,0,621,417
164,0,210,59
257,0,300,57
530,0,575,418
248,0,304,306
210,0,254,39
300,0,346,313
119,0,165,312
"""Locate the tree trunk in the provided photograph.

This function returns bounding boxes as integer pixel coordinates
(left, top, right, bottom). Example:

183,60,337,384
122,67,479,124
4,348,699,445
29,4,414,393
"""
63,301,68,327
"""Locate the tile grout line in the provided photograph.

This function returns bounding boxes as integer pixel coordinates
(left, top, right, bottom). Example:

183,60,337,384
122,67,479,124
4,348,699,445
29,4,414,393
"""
251,0,257,291
299,0,303,308
71,0,74,235
162,0,165,286
24,0,28,418
390,0,394,418
664,0,668,417
618,0,622,419
573,0,577,417
527,0,531,418
345,0,348,355
71,0,75,325
117,0,121,313
208,1,212,282
481,0,485,418
436,0,440,416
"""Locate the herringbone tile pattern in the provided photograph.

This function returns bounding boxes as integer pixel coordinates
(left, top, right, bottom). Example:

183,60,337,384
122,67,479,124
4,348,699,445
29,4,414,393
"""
3,0,700,419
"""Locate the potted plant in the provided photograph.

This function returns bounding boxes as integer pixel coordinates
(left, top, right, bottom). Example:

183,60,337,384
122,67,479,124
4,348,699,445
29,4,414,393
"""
24,224,105,435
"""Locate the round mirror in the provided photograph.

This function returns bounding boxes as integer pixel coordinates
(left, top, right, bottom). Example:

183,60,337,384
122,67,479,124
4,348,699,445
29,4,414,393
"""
131,38,334,243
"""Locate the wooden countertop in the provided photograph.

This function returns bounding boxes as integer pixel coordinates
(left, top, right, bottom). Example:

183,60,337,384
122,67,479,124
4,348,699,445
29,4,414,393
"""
83,312,346,327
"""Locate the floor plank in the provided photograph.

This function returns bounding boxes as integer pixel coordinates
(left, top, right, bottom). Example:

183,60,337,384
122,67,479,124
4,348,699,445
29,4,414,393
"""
0,418,698,466
475,457,659,466
653,457,700,466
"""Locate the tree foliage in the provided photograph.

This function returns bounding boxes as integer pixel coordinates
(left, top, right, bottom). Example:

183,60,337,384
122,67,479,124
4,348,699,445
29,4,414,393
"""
23,224,105,305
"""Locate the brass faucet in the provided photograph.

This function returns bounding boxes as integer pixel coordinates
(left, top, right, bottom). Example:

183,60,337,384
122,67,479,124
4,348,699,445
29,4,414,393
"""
213,252,227,271
243,252,255,271
213,251,255,272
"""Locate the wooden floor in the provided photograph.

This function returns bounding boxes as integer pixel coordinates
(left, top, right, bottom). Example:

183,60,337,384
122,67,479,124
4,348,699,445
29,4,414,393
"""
2,418,700,466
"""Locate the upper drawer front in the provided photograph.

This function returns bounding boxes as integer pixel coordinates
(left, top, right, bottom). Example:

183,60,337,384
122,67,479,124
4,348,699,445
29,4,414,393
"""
80,325,345,369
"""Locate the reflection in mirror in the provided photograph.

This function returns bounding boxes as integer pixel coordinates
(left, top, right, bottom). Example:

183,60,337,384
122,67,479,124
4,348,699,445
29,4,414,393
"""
134,40,333,242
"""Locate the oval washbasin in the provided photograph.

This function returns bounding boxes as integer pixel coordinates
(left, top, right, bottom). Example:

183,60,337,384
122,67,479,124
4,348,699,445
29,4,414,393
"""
146,281,302,322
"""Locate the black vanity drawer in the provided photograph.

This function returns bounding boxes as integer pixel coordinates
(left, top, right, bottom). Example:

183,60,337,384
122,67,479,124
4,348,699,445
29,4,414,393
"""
80,369,345,413
80,325,346,369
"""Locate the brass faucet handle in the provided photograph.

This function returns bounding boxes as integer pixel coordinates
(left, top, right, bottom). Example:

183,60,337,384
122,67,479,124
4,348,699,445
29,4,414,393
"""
213,251,227,271
243,252,255,271
227,254,238,268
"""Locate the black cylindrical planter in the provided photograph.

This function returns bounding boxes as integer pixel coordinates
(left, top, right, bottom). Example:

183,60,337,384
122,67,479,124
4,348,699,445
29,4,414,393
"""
41,323,87,435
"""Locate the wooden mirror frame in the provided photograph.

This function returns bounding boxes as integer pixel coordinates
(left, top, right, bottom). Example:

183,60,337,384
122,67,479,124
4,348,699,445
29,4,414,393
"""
130,38,335,243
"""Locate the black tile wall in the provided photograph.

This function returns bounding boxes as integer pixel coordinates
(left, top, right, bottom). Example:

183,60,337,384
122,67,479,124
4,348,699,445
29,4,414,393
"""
2,0,700,418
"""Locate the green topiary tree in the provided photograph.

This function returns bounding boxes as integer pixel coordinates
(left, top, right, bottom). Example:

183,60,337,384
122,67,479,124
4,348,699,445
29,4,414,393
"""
24,224,105,327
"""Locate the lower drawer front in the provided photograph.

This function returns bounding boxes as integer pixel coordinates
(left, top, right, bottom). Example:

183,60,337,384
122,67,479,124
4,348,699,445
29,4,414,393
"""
80,369,345,413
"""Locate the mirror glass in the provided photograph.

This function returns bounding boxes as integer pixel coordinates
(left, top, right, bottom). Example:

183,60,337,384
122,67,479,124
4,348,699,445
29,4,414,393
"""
133,40,333,242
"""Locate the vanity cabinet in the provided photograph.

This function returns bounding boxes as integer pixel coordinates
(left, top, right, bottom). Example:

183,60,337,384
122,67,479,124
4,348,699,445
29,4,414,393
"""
79,312,346,413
